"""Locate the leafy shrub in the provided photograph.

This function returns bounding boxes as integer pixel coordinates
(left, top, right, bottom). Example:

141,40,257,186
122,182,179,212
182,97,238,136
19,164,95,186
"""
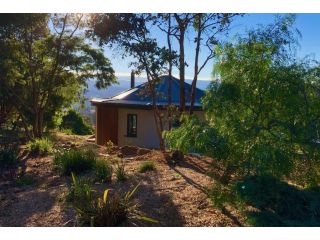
60,109,93,135
16,175,37,186
27,138,53,156
66,173,93,203
105,140,114,154
54,149,96,175
0,147,18,167
138,161,156,173
115,161,126,182
206,182,238,209
94,159,113,183
69,175,158,226
164,114,228,160
235,175,320,226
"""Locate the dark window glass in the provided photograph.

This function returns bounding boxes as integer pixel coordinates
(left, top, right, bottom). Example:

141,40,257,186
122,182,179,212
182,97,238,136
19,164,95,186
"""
127,114,137,137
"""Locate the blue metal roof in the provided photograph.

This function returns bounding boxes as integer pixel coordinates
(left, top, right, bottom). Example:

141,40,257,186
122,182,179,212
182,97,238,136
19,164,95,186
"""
91,75,205,108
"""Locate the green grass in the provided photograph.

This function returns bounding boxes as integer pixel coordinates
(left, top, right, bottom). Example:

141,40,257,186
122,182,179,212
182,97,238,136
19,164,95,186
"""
16,175,37,186
115,162,126,182
66,173,93,203
94,159,113,183
138,161,156,173
27,138,53,156
53,148,96,175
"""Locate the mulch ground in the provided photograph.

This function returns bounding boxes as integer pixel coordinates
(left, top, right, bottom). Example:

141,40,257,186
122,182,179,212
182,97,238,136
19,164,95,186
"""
0,134,245,227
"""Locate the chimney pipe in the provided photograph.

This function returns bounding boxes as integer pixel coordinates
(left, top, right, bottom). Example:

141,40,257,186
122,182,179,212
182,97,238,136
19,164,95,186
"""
130,70,135,88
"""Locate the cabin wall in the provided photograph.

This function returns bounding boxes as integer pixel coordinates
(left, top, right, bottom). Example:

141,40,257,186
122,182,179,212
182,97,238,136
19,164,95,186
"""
95,105,204,148
118,108,159,149
95,105,118,145
117,108,205,149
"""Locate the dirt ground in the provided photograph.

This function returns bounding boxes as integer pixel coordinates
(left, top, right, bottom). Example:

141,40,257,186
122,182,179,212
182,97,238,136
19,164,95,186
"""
0,133,245,227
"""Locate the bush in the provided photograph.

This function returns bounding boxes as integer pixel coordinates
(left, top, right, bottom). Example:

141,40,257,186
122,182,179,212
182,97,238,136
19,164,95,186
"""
138,161,156,173
27,138,53,156
105,140,114,154
69,175,158,227
60,109,93,135
94,159,113,183
164,114,228,160
54,149,96,175
115,161,126,182
235,175,320,226
16,175,37,186
67,173,93,203
0,147,18,167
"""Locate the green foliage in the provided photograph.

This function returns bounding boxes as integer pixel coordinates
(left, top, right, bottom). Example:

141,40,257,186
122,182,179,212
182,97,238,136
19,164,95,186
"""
0,146,18,167
26,138,53,156
115,161,126,182
206,182,239,209
105,140,114,154
54,149,96,175
16,175,37,186
60,109,93,135
138,161,156,173
164,114,229,160
0,14,116,139
166,15,320,185
70,173,158,226
93,159,113,183
235,175,320,226
66,172,93,203
204,15,320,181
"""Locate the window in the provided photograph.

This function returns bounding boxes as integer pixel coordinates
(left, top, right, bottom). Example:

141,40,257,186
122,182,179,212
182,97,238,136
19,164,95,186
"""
127,114,137,137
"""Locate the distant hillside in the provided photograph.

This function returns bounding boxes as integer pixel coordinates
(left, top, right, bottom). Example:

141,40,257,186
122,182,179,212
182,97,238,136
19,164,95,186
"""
77,76,211,124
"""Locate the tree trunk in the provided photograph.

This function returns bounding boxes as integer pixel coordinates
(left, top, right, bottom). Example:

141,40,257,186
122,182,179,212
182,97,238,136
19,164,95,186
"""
167,14,173,130
174,14,187,114
32,109,43,138
190,14,202,115
178,29,186,113
145,71,165,151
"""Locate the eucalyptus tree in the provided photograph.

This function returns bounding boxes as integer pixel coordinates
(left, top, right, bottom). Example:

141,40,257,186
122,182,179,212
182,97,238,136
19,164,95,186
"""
189,13,239,114
156,13,179,130
88,13,174,150
0,13,116,139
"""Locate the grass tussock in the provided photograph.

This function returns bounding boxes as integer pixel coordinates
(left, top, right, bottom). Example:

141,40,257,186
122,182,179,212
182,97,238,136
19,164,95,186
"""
115,161,126,182
15,175,37,186
27,138,53,156
94,159,113,183
69,173,158,226
53,148,96,175
138,161,156,173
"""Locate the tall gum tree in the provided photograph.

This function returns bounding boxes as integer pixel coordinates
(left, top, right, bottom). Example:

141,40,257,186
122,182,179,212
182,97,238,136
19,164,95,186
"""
88,13,174,150
0,13,117,139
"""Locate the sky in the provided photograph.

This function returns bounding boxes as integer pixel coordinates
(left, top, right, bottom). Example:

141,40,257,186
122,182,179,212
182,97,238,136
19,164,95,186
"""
104,13,320,81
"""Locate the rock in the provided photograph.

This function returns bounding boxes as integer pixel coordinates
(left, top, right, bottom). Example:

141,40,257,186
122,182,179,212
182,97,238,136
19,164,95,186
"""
137,148,151,156
171,150,184,162
120,145,138,157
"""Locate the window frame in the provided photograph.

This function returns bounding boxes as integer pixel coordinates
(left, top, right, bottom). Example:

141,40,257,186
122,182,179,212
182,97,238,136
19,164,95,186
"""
127,114,137,137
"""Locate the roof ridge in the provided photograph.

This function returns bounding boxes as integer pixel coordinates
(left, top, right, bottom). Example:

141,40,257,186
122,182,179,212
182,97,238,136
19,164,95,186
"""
102,74,204,101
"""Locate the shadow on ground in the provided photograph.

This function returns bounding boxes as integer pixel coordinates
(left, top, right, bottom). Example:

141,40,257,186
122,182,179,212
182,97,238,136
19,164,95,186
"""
236,175,320,226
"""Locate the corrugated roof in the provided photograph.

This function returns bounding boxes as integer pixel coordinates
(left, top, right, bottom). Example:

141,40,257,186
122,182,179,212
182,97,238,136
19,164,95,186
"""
91,75,205,107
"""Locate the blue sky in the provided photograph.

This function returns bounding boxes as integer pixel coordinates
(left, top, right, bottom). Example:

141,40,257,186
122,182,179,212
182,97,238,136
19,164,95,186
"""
104,13,320,81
